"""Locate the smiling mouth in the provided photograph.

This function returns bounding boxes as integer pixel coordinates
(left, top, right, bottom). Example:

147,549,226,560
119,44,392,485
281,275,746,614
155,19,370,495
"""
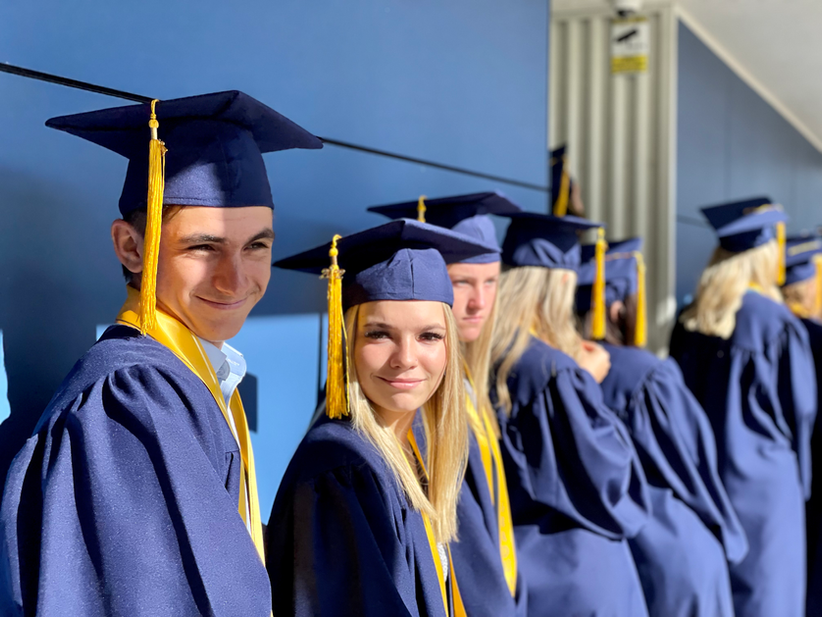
197,297,248,310
377,377,424,390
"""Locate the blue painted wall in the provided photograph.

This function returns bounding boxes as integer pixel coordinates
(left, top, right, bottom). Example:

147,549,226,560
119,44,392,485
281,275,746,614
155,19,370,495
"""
0,0,550,513
676,21,822,304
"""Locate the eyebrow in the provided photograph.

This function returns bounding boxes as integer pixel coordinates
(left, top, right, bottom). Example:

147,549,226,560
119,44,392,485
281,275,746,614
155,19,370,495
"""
179,228,275,245
362,321,446,331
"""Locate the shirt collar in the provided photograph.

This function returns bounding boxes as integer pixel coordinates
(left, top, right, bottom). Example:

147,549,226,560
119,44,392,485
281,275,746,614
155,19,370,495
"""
198,338,247,400
199,338,230,381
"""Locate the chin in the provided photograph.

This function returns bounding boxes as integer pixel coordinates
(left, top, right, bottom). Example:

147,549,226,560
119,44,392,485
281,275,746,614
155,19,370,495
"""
193,320,245,344
458,325,483,343
376,391,431,415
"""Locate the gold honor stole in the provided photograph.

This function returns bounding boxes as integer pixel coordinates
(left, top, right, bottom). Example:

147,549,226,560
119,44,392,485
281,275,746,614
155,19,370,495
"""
464,370,518,596
116,287,266,563
408,431,467,617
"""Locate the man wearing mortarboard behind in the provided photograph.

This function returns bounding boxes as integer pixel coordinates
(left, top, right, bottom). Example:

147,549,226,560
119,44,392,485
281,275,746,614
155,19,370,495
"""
0,91,322,616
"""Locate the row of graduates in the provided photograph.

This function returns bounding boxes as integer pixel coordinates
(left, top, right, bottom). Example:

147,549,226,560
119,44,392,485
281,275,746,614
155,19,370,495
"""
264,162,822,617
0,88,817,617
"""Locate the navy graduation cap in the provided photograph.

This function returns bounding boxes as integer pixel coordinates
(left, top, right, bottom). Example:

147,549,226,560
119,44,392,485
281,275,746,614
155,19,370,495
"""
367,191,519,264
46,90,323,215
577,238,648,346
551,144,572,217
47,90,322,335
785,235,822,286
701,196,788,283
275,219,498,419
500,211,609,338
500,212,601,271
275,219,498,309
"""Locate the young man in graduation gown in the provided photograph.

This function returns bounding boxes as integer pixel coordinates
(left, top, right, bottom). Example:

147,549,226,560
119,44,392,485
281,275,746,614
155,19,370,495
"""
779,235,822,616
0,91,322,616
670,198,817,617
576,238,748,617
369,192,528,617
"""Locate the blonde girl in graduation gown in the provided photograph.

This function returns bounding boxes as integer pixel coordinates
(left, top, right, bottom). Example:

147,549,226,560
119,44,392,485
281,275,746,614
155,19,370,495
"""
266,220,495,617
670,198,816,617
490,212,651,617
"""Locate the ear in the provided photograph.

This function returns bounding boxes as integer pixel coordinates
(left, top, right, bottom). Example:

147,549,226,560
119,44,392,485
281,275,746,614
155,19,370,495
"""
111,219,144,275
608,300,624,325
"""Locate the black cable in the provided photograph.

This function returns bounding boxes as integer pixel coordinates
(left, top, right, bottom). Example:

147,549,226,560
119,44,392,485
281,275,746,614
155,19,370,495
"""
676,213,709,228
1,62,549,192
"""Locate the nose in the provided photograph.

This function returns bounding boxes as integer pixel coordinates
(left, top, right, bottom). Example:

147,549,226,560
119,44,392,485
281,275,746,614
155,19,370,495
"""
469,284,486,310
389,335,418,370
212,251,248,298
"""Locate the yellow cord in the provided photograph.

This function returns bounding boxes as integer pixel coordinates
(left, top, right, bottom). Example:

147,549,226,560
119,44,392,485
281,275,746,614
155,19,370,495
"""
591,228,607,340
417,195,427,223
322,235,349,418
139,99,166,335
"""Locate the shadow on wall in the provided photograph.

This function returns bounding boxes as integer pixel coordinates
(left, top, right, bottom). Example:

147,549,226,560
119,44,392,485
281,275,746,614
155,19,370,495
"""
0,167,122,483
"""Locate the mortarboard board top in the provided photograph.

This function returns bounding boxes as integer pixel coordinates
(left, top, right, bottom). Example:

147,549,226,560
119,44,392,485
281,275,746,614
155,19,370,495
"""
274,219,498,310
368,191,518,264
784,234,822,286
701,196,787,253
47,90,322,215
500,211,603,271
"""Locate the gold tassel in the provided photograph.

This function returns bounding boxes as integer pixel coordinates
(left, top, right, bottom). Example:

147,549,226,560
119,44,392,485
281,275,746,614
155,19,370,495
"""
417,195,427,223
815,255,822,318
633,251,647,347
776,221,786,286
322,235,349,419
591,228,607,340
553,164,570,217
139,99,167,335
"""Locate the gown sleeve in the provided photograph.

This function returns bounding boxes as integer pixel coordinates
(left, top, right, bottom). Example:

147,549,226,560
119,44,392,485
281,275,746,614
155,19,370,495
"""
628,358,749,564
0,364,271,617
266,457,426,617
502,364,650,539
777,319,817,498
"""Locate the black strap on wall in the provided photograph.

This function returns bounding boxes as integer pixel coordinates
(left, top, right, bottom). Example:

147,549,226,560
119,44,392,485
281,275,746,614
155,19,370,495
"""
1,62,549,193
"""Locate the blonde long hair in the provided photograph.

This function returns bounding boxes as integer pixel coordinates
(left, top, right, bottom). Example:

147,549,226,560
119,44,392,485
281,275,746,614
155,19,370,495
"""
782,277,817,318
344,303,468,543
491,266,582,415
680,240,782,339
462,291,500,437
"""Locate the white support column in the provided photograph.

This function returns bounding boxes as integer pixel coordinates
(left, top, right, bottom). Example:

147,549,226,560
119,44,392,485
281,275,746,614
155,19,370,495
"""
550,0,678,352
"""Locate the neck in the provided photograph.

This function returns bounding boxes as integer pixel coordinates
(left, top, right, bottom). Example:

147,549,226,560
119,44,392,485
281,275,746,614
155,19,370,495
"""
375,406,417,447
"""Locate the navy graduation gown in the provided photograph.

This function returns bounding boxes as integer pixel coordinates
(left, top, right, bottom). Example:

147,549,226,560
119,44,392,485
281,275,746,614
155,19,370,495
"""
419,381,527,617
266,415,448,617
670,291,817,617
600,344,747,617
492,335,651,617
801,317,822,616
0,325,271,617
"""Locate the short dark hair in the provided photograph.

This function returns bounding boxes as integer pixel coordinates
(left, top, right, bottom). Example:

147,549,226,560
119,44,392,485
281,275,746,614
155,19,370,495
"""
120,205,182,282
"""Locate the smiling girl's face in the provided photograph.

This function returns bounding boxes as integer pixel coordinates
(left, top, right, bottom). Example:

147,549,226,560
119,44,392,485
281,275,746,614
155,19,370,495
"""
353,300,448,434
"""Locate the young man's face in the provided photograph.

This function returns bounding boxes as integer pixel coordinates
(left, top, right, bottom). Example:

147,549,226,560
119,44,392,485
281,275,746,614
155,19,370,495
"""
447,261,501,343
154,206,274,345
